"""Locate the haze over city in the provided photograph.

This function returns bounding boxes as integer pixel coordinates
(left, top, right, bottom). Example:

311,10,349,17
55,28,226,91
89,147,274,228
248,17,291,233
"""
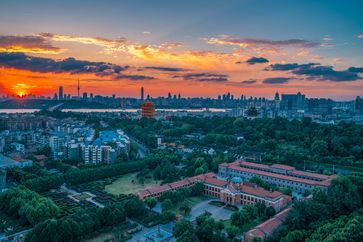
0,0,363,100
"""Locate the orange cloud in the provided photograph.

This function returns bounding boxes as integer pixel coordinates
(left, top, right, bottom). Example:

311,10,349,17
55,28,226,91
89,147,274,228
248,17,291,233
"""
39,33,243,69
0,35,64,54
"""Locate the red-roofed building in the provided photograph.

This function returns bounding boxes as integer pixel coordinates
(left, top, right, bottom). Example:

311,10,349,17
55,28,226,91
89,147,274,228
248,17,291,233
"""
218,160,335,193
203,176,290,212
136,172,291,212
244,207,293,241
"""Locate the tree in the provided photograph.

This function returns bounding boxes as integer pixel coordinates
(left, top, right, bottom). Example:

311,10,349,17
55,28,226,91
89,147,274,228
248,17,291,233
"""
231,210,249,228
311,140,329,156
282,230,306,242
250,176,270,190
161,199,173,211
124,197,146,217
278,187,292,196
196,217,217,242
144,197,157,211
191,182,205,196
244,204,258,220
265,206,276,218
160,210,176,223
327,176,361,215
179,201,192,215
226,226,240,240
173,219,195,237
178,231,199,242
195,167,205,175
246,107,259,117
255,202,267,217
252,237,262,242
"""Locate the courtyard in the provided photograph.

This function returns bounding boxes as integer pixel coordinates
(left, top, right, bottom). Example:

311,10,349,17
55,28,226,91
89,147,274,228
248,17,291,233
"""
188,198,234,221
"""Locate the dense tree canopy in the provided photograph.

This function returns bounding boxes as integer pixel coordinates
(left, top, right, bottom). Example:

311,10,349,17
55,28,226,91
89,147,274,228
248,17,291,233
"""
112,116,363,170
268,175,363,242
0,186,59,226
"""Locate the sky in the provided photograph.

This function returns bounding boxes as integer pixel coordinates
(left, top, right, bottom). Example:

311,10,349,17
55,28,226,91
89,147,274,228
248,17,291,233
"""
0,0,362,100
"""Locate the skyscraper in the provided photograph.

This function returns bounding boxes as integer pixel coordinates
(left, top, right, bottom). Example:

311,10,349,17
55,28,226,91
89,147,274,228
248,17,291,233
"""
141,87,144,101
59,86,63,100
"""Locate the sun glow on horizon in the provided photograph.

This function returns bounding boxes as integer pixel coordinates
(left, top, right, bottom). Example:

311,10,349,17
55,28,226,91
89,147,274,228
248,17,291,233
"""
11,83,31,97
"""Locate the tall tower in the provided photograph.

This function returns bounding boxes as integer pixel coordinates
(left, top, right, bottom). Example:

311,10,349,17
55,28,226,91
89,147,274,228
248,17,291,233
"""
274,91,280,101
59,86,63,100
141,87,144,101
77,79,80,98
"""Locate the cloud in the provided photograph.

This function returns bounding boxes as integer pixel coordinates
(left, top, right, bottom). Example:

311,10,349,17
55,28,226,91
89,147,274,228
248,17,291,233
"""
175,72,228,82
263,77,293,84
39,33,233,68
143,31,151,35
143,66,187,72
267,63,363,82
206,36,320,48
0,35,63,54
241,79,257,84
114,74,155,80
267,63,318,71
246,56,269,64
39,32,128,53
358,34,363,39
0,52,155,81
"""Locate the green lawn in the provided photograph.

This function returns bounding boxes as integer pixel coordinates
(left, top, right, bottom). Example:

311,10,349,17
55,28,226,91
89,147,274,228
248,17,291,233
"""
104,172,160,195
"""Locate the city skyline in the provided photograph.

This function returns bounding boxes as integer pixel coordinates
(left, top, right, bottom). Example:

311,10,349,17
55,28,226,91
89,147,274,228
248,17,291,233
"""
0,0,363,100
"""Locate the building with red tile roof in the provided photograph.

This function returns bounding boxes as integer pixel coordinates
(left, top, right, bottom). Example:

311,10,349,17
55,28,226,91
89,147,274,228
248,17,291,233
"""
218,160,336,193
203,175,291,212
244,207,293,242
135,172,215,200
136,172,291,212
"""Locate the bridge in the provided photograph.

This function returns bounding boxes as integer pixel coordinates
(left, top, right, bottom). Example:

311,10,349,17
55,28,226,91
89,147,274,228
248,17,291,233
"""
47,103,64,112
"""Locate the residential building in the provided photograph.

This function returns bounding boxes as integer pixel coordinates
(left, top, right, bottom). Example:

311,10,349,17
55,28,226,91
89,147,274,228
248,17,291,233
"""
82,145,103,164
49,135,66,159
0,154,33,169
10,142,25,153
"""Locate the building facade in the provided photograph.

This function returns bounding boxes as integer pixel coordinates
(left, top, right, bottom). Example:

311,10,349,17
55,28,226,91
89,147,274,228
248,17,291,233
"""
136,173,291,212
218,160,335,193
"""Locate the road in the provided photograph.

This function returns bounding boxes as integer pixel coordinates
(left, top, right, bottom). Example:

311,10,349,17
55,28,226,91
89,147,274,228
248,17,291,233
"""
129,136,148,159
47,103,63,112
0,228,32,241
98,120,148,159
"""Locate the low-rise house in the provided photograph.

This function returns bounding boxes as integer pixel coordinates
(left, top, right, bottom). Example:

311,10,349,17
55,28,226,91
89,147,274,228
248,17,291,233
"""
0,154,33,169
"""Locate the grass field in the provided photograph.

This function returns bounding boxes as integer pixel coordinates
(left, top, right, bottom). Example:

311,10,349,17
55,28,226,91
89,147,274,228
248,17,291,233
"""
104,172,160,195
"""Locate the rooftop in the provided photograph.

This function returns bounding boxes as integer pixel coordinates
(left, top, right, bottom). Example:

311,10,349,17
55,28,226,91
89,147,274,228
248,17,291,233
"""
0,154,18,168
245,207,293,240
222,160,333,187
